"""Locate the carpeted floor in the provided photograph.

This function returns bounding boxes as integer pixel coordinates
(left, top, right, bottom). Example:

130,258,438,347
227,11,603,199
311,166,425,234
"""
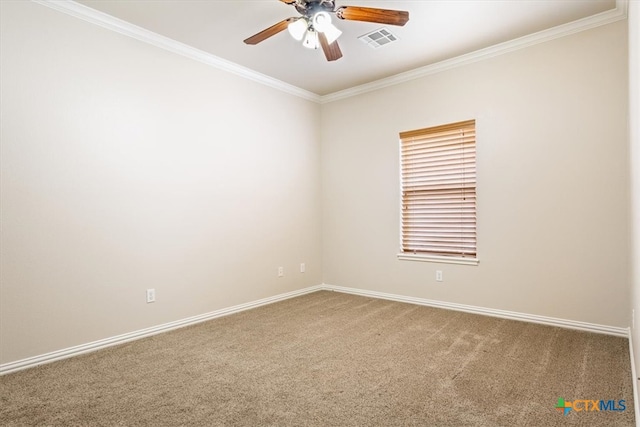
0,290,635,426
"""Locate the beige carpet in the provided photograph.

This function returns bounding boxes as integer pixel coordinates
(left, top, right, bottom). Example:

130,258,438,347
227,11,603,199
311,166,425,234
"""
0,290,635,426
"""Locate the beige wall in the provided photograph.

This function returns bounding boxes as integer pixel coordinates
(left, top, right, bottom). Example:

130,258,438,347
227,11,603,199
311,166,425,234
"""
0,1,322,364
629,0,640,372
321,21,630,327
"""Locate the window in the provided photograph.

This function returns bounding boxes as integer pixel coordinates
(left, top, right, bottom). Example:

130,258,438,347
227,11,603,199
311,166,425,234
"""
398,120,477,265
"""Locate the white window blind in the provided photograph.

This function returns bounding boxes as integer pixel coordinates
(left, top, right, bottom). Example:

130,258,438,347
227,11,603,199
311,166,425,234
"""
400,120,476,259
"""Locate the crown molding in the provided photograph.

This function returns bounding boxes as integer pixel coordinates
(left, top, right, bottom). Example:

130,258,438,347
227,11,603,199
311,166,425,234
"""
31,0,321,103
32,0,627,105
320,0,629,104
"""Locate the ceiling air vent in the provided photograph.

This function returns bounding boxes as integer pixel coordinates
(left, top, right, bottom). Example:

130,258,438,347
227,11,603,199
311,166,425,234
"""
358,27,398,49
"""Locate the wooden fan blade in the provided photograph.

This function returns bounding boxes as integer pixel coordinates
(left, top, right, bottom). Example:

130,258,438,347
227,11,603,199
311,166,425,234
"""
336,6,409,26
318,33,343,61
244,18,295,45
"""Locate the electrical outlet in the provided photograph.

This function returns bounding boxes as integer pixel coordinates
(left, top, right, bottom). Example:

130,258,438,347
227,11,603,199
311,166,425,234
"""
300,263,305,273
436,270,443,282
278,267,284,277
146,288,156,303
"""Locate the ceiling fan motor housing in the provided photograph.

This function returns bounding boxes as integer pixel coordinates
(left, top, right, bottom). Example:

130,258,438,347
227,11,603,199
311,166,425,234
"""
295,0,336,17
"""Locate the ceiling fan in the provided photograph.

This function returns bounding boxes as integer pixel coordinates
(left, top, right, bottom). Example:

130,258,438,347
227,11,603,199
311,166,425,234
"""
243,0,409,62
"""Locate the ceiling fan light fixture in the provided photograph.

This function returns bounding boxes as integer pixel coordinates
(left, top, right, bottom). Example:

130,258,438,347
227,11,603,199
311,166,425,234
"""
312,11,341,44
287,17,307,41
302,29,319,49
322,23,342,44
312,11,331,32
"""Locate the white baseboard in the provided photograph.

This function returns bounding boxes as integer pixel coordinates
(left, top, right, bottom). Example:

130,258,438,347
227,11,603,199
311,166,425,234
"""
320,284,629,337
0,285,323,375
628,330,640,426
2,283,630,376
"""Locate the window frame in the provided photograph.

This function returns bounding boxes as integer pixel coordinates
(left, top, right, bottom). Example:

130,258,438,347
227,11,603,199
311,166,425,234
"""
397,119,478,266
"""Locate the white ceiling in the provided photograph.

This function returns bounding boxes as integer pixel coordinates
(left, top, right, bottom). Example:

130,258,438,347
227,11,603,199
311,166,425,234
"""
75,0,619,96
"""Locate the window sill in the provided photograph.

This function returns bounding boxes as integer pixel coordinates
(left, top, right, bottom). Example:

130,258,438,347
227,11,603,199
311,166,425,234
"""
397,253,479,266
